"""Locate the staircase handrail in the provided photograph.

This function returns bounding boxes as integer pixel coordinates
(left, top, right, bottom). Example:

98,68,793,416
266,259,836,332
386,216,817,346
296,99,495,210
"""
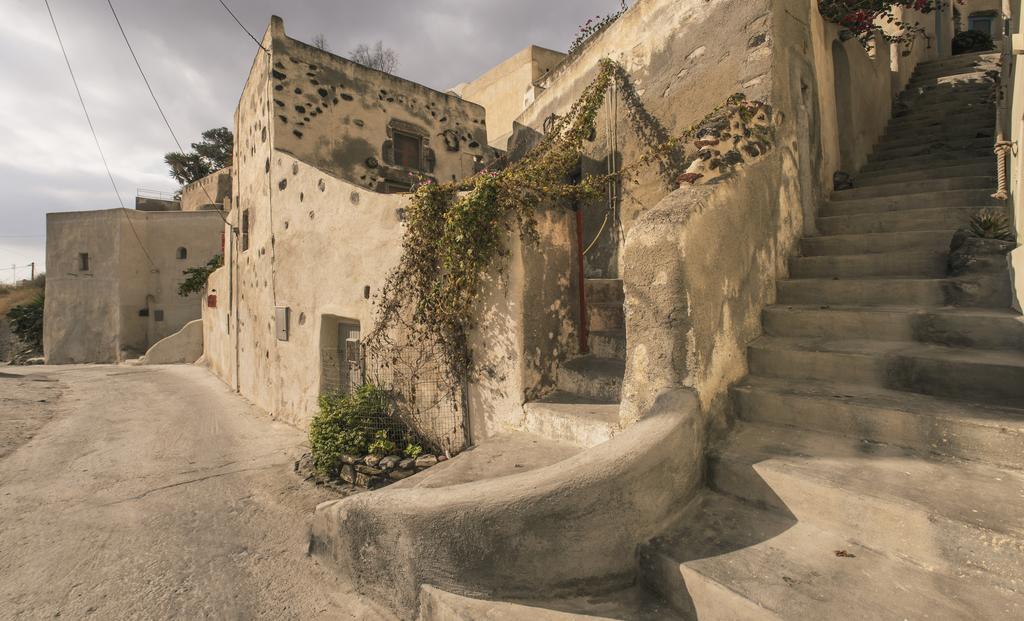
993,0,1014,200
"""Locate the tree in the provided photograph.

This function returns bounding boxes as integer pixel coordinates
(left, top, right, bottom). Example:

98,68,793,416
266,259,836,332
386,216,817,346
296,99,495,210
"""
312,33,330,51
349,41,398,74
164,127,234,186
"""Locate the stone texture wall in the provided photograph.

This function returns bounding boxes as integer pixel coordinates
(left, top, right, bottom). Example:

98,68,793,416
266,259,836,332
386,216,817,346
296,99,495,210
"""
267,18,496,193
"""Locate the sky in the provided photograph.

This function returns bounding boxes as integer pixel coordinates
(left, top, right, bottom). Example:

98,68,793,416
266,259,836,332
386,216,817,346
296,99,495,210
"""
0,0,626,283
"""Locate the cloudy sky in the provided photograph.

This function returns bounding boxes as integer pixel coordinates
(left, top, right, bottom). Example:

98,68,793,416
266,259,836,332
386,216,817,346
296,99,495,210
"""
0,0,625,282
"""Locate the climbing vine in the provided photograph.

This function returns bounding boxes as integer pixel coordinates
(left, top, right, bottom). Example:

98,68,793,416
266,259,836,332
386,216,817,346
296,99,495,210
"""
366,59,774,391
818,1,954,44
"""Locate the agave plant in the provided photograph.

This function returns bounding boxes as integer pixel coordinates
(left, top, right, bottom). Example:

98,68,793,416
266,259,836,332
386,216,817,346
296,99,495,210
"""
968,210,1014,241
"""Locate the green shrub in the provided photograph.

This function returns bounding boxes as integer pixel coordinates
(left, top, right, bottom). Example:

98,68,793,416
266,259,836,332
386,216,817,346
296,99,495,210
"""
178,254,223,297
308,384,389,474
368,429,397,457
403,443,423,459
8,293,44,350
953,30,995,55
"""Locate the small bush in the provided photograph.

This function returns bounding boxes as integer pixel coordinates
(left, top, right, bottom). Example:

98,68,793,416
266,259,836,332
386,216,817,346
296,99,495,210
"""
368,429,397,457
8,293,44,350
953,30,995,55
403,443,423,459
178,254,223,297
969,210,1014,241
308,384,389,474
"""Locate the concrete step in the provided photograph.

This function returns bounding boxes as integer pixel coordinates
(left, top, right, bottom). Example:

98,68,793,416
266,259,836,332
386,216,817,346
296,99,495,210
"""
816,205,988,235
709,424,1024,596
589,329,626,360
588,302,624,331
762,304,1024,350
821,189,1000,217
830,175,994,200
639,491,1024,620
789,250,947,278
585,278,624,304
891,95,993,120
556,355,624,403
900,80,993,100
419,584,683,621
875,128,995,151
522,391,620,448
861,149,994,174
911,55,1000,81
800,229,955,256
854,159,995,187
747,336,1024,407
867,137,994,162
884,113,994,137
777,274,1012,308
733,376,1024,468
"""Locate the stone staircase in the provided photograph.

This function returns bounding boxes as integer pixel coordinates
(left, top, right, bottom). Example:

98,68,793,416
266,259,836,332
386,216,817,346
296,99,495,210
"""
636,52,1024,618
522,278,626,447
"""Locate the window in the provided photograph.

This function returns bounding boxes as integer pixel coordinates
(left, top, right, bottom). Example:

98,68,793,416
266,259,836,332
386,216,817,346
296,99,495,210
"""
968,15,994,37
154,310,164,322
176,247,188,260
383,181,413,194
78,253,89,271
393,130,422,170
241,210,250,251
320,316,361,394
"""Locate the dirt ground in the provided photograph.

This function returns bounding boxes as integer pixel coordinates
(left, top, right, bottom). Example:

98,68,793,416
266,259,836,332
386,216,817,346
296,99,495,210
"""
0,364,394,620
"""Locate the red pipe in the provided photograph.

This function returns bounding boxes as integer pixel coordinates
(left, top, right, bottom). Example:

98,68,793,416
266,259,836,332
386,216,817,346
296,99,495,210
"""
575,208,589,354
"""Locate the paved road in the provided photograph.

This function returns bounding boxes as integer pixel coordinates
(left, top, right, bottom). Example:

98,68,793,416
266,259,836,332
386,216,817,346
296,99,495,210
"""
0,364,389,620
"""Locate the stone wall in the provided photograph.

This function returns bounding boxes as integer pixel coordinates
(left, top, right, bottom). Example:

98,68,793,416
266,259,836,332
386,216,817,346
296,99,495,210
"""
180,167,232,212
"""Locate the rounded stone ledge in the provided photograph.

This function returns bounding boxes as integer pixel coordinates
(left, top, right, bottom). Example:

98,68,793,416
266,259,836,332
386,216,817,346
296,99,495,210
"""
309,388,705,616
141,319,204,365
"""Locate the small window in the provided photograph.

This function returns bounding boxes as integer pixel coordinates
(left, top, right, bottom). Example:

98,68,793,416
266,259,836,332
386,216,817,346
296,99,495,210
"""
393,131,422,170
154,310,165,322
78,253,90,271
176,247,188,260
241,210,250,252
968,16,994,37
383,181,413,194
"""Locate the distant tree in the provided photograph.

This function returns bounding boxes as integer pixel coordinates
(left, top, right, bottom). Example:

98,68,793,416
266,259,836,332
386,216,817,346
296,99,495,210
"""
164,127,234,186
8,293,43,351
312,33,330,51
349,41,398,74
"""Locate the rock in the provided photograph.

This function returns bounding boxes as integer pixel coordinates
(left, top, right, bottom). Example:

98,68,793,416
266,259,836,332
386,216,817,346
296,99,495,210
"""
415,455,438,469
356,465,384,476
339,464,356,484
948,231,1014,276
398,458,416,470
389,469,414,481
341,454,361,465
833,171,854,191
378,455,401,471
294,452,313,473
437,455,448,462
354,472,388,489
364,455,381,468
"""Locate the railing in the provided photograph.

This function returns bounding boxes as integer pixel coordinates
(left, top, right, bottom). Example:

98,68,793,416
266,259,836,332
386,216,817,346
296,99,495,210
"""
993,0,1014,200
136,188,178,201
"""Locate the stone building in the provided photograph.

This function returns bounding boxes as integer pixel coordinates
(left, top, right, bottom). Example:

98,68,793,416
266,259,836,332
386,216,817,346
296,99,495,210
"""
194,0,1024,617
44,208,223,363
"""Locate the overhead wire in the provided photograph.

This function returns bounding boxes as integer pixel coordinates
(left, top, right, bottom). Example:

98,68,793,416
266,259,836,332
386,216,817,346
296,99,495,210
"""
216,0,269,53
42,0,157,270
106,0,232,227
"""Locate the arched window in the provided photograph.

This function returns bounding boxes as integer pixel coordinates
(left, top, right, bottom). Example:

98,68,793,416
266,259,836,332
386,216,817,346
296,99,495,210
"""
176,247,187,260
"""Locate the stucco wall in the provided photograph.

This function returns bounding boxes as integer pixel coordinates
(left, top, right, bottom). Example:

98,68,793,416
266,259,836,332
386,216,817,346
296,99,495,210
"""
265,18,496,194
458,45,566,148
43,209,222,363
1003,0,1022,311
44,211,122,364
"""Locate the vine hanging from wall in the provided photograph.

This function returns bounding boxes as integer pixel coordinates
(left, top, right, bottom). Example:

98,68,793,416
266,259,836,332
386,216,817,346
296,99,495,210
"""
818,0,958,44
365,59,775,396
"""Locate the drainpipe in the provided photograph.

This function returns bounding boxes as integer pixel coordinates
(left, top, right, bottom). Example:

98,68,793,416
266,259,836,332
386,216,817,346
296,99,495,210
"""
575,207,589,354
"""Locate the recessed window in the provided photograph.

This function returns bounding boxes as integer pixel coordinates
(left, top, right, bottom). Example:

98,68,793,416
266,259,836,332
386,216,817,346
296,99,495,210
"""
241,210,250,252
78,253,90,271
393,130,422,170
154,310,165,322
176,247,188,260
